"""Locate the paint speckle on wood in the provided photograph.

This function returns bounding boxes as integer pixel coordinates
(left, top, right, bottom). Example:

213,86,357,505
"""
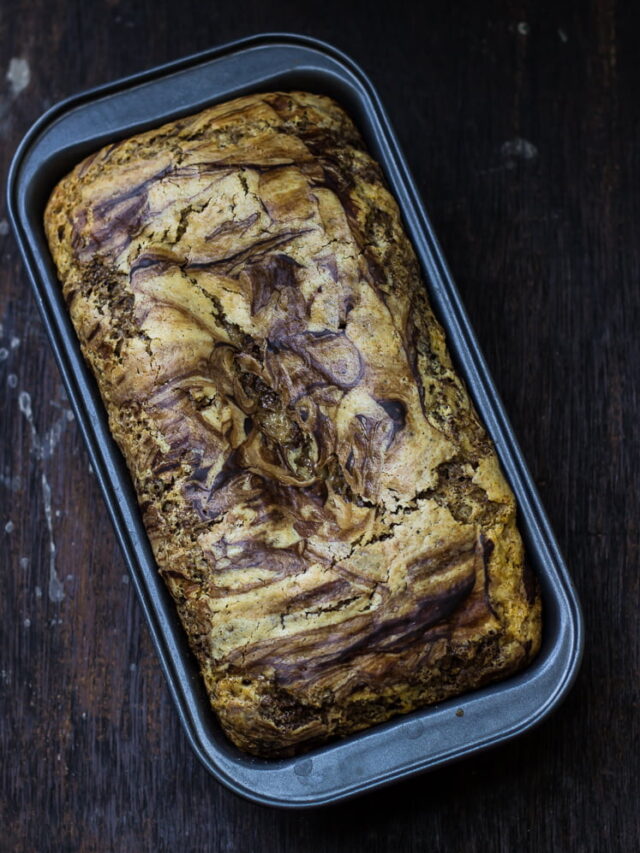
6,57,30,96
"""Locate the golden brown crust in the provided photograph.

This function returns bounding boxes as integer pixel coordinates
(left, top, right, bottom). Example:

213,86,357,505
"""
45,91,541,757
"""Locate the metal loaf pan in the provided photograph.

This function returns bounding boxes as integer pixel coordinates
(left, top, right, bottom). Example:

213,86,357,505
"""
7,33,583,808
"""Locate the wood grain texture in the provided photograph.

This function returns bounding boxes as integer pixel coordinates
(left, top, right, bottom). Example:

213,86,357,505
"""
0,0,637,850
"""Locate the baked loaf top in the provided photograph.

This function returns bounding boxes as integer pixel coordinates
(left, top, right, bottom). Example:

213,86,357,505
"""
45,91,541,757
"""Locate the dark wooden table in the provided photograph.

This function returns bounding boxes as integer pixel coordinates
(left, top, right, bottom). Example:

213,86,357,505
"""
1,1,638,850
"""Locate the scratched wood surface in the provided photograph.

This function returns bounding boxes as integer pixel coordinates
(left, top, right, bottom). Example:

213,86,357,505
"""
1,1,638,850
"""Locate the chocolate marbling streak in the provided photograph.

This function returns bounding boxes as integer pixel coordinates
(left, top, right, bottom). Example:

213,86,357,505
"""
45,91,541,757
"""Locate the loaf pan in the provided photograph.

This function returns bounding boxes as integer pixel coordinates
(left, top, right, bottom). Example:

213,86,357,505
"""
7,33,583,808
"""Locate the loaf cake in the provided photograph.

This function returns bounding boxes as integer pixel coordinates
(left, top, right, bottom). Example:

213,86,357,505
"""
44,91,541,757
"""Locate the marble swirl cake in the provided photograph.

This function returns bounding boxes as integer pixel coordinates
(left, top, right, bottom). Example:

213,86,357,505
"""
44,91,542,757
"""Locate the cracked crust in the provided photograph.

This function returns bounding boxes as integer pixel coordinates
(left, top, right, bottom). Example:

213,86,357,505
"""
44,91,541,757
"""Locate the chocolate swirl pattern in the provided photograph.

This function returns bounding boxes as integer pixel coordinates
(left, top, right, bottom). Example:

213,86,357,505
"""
45,92,541,757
